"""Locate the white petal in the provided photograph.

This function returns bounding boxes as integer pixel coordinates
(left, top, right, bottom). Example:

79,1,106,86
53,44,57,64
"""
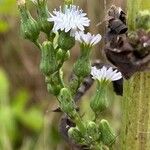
47,5,90,35
91,66,122,82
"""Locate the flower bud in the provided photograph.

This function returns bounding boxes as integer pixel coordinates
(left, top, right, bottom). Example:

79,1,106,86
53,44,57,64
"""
37,3,53,34
56,48,63,61
47,71,64,95
47,83,62,96
40,41,57,75
58,88,76,115
58,31,75,50
86,121,100,141
90,83,109,115
19,4,40,42
68,127,83,143
73,45,91,78
69,75,80,96
99,119,116,146
73,57,91,78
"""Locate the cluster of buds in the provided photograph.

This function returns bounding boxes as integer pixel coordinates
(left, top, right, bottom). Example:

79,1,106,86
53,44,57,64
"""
68,119,116,149
18,1,123,149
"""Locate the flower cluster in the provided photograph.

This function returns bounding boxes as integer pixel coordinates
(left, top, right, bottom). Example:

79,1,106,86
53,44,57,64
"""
91,66,122,82
48,5,90,35
48,5,101,46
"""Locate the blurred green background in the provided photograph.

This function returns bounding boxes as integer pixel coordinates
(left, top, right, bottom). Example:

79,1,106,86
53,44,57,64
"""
0,0,125,149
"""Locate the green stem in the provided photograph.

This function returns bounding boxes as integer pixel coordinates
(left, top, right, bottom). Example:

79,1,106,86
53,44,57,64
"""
33,40,42,49
127,0,141,31
121,72,150,150
120,0,150,149
73,113,86,134
92,142,102,150
64,0,73,5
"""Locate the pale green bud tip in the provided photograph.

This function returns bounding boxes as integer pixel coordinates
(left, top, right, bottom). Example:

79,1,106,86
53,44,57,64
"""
68,127,82,143
60,88,69,95
17,0,25,6
58,88,71,101
99,119,116,146
87,121,100,140
87,121,97,133
87,121,97,128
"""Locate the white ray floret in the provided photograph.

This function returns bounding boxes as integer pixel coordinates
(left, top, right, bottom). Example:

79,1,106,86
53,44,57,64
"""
47,5,90,36
91,66,122,82
75,31,102,46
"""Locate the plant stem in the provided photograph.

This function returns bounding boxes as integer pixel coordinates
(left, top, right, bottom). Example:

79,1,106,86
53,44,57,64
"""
121,72,150,150
121,0,150,149
127,0,141,31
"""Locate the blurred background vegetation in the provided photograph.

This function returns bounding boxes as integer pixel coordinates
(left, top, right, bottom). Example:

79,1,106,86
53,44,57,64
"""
0,0,125,149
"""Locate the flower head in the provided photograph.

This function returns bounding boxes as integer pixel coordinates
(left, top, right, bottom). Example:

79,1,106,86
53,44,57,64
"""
91,66,122,82
47,5,90,36
75,31,102,46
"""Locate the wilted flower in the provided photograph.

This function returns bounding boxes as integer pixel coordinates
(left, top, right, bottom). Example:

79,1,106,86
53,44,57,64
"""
48,5,90,36
91,66,122,82
75,31,102,46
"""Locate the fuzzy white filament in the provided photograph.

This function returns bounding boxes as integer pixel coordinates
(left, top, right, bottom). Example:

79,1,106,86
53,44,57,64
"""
48,5,90,36
91,66,122,82
75,31,102,46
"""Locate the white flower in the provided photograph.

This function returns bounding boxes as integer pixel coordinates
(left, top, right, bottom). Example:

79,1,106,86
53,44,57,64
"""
75,31,102,46
47,5,90,36
91,66,122,82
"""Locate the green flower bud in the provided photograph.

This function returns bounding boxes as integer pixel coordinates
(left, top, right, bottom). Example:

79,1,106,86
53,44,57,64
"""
58,31,75,51
86,121,100,141
99,119,116,146
56,48,63,61
68,127,83,143
19,4,40,42
69,75,80,96
73,45,91,78
90,82,109,115
47,83,62,96
58,88,76,115
46,71,64,95
136,10,150,30
73,57,91,78
40,41,57,75
37,3,53,35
